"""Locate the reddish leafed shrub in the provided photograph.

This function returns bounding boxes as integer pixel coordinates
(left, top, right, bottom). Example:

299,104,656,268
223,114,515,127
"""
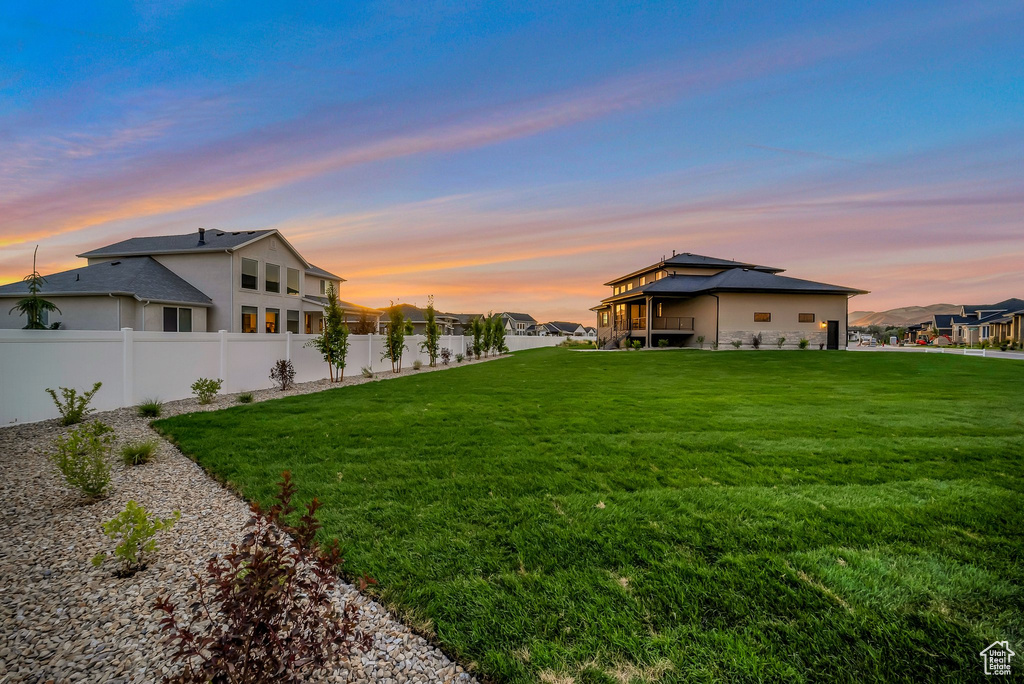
154,472,372,683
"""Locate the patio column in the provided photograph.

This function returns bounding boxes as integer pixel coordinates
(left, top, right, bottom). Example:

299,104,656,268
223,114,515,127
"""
646,296,653,348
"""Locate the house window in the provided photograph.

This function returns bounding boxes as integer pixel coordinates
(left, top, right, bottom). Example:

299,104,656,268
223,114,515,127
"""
241,258,258,290
798,313,815,323
286,268,300,295
287,309,300,334
640,276,646,286
241,306,258,333
265,263,280,293
319,279,327,295
656,303,663,317
266,308,280,333
601,312,609,326
754,312,771,322
162,307,192,332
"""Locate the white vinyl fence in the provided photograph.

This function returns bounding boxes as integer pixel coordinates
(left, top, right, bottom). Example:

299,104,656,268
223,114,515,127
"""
0,329,561,425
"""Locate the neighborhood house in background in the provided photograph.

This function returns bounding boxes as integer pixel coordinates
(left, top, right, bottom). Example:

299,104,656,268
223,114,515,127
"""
592,251,867,349
0,229,382,333
916,298,1024,346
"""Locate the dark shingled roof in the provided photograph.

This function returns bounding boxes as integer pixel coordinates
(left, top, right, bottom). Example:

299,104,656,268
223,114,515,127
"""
305,264,345,281
602,268,867,303
79,230,275,258
545,321,585,333
0,257,212,306
502,312,537,323
663,252,783,272
962,298,1024,316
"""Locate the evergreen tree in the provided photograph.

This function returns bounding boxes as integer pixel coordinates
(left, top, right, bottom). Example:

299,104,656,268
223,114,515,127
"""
9,246,60,329
304,283,349,381
491,314,507,354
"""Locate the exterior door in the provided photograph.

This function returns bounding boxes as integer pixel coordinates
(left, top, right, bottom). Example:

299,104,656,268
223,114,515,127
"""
827,320,840,349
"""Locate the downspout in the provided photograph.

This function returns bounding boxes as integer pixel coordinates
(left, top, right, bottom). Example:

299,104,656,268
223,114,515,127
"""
710,293,720,348
227,250,234,333
140,299,150,331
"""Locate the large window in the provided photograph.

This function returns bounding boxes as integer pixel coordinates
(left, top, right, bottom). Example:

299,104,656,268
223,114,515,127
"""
287,309,300,334
600,312,609,326
754,312,772,322
639,276,646,286
798,313,815,323
286,268,300,295
163,307,192,332
241,258,258,290
319,279,327,295
265,263,280,293
241,306,258,333
266,308,280,333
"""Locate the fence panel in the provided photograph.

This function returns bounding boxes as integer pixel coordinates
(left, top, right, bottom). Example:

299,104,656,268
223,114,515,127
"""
1,330,563,424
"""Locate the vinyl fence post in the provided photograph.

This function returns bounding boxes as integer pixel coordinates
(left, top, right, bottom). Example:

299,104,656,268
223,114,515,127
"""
121,327,134,408
285,331,292,362
368,333,373,369
219,330,229,391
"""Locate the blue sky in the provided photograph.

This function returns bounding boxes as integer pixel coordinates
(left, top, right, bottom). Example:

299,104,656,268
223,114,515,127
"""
2,1,1022,320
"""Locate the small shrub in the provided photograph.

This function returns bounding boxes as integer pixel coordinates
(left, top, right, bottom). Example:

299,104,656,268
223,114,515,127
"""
731,340,742,349
776,336,786,349
122,440,157,466
360,366,374,378
412,359,423,370
697,335,705,349
92,501,179,575
270,359,296,391
154,472,370,682
46,381,102,425
236,392,254,404
456,353,465,363
657,339,669,348
50,421,113,500
798,338,810,349
819,342,826,350
631,340,642,350
137,398,161,418
710,340,719,350
751,333,762,350
191,377,222,405
440,348,452,365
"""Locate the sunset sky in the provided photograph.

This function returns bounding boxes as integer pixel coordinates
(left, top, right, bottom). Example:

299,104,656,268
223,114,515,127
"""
2,2,1022,323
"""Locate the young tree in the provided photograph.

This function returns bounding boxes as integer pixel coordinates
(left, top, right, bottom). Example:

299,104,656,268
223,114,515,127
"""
420,295,441,367
9,246,60,329
352,310,375,335
305,283,349,382
470,316,484,359
490,313,507,355
381,303,408,373
482,313,496,358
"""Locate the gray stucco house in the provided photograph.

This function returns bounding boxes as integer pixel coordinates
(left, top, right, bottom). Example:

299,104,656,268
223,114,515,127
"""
0,228,380,333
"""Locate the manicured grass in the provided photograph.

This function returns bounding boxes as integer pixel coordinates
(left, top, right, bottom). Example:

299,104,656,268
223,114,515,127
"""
155,349,1024,683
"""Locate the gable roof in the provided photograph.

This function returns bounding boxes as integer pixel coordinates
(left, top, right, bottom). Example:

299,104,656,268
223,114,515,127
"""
502,312,537,323
961,298,1024,316
545,321,585,333
0,257,212,306
601,268,866,303
306,264,345,281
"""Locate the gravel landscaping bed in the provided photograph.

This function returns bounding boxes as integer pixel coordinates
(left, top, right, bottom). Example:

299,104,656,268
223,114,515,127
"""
0,359,493,683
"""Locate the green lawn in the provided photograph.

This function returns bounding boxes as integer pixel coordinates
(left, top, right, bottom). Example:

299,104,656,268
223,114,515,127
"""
155,349,1024,683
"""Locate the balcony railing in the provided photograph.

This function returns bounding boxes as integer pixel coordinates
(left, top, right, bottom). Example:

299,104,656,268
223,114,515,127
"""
631,317,646,330
653,316,694,331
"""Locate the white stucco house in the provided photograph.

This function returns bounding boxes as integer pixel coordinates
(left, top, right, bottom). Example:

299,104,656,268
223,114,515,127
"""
0,228,381,333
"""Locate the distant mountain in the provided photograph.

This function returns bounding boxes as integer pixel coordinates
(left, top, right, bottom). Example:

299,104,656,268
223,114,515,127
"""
849,304,959,328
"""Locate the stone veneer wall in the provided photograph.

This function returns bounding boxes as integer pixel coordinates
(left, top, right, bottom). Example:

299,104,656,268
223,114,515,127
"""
718,329,829,349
